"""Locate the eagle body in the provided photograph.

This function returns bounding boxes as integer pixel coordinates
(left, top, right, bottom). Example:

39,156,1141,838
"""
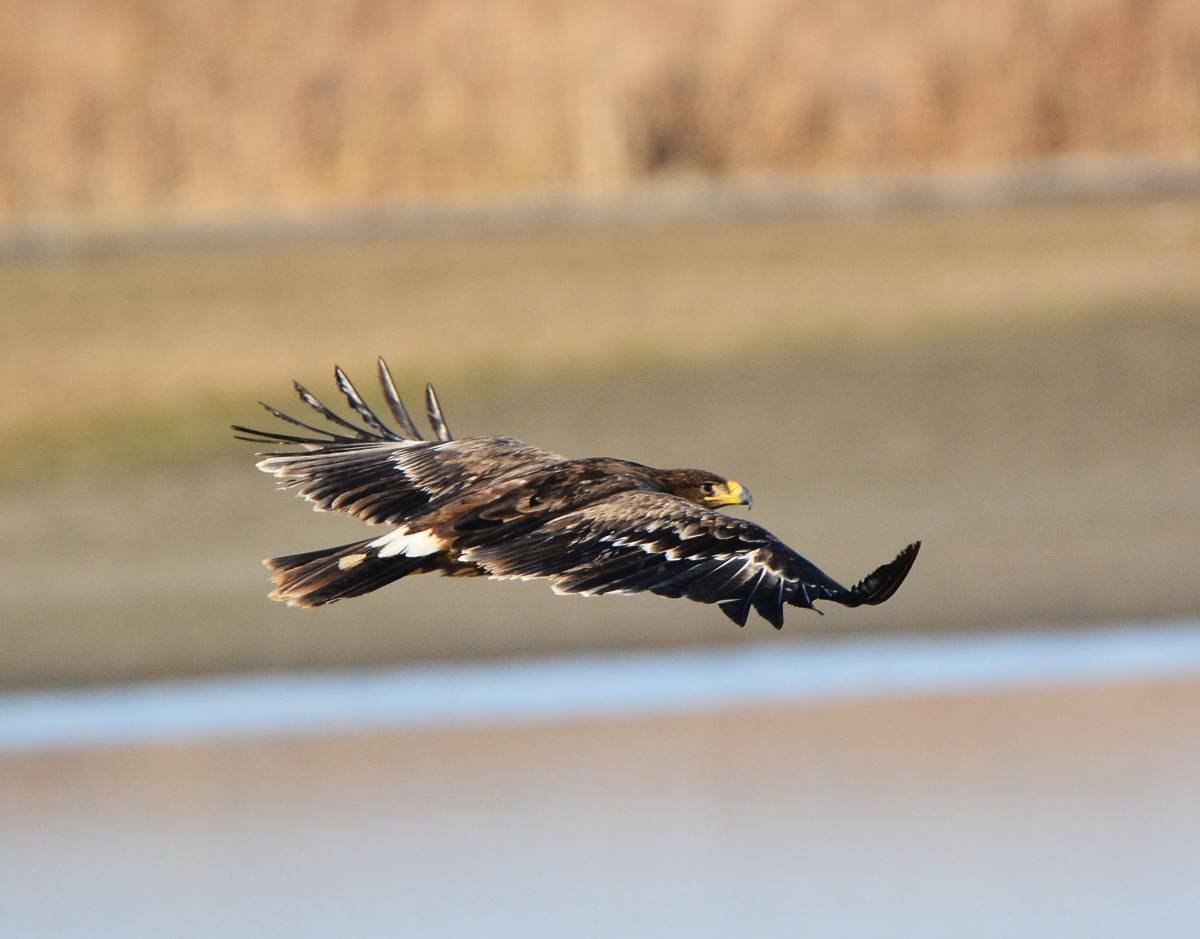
235,361,920,628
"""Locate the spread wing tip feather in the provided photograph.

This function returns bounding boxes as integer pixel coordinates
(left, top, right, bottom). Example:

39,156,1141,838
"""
232,358,446,447
377,357,424,440
425,383,453,441
333,364,403,440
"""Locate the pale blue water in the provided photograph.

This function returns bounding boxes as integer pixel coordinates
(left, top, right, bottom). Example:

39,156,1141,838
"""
2,619,1200,753
3,622,1199,938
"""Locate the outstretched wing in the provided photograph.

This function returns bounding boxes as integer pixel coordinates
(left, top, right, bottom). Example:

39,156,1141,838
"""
464,490,920,628
233,359,564,526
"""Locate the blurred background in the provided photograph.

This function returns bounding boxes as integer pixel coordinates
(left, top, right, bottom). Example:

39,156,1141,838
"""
2,1,1199,936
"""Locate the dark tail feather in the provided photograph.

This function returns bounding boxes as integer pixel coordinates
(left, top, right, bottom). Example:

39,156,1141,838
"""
264,538,428,608
833,541,921,608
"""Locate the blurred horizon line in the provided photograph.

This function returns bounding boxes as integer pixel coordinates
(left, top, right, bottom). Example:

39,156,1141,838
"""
4,153,1198,263
3,618,1199,757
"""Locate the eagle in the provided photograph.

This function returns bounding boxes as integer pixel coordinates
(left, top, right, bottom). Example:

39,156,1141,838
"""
234,359,920,629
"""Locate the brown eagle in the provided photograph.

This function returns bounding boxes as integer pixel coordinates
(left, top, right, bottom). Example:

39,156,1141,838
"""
234,360,920,628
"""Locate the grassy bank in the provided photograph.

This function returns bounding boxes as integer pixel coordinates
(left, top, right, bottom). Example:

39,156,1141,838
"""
4,197,1198,482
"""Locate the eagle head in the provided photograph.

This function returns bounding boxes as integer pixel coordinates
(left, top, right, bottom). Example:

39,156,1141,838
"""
656,469,753,510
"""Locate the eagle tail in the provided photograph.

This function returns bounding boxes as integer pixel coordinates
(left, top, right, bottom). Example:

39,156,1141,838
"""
264,538,429,608
831,541,921,608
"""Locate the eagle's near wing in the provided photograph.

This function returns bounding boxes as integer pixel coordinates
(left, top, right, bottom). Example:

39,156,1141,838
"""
233,358,564,526
464,490,921,628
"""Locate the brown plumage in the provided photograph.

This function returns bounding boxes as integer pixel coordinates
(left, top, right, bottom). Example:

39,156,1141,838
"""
234,359,920,628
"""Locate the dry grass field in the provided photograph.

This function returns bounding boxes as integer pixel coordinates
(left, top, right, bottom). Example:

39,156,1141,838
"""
3,0,1199,227
2,196,1198,687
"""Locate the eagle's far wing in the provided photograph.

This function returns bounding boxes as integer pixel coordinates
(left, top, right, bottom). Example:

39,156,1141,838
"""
250,436,564,526
233,360,564,526
465,490,919,628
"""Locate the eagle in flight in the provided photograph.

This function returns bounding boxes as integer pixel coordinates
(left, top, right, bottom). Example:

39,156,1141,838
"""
234,360,920,628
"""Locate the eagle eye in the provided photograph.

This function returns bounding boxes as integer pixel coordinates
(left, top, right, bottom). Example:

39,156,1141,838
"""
700,482,716,495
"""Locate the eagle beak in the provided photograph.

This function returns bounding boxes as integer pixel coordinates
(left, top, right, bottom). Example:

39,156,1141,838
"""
727,480,753,509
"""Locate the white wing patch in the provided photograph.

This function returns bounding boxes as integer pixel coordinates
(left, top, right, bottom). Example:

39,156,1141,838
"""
550,582,641,598
369,527,446,558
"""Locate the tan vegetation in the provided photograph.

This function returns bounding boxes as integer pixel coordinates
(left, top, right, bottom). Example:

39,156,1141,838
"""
2,197,1197,480
3,0,1199,228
